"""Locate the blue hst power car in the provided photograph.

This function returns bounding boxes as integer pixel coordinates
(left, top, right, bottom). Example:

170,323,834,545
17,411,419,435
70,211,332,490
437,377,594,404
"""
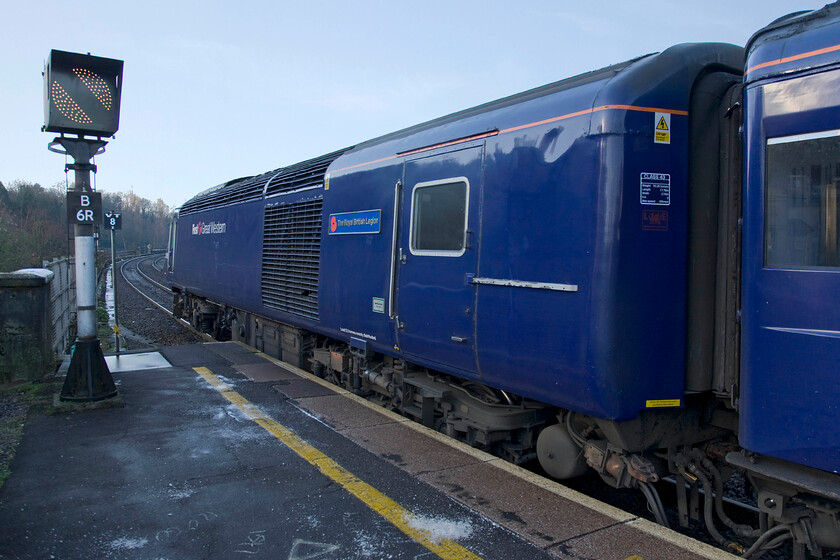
167,4,840,556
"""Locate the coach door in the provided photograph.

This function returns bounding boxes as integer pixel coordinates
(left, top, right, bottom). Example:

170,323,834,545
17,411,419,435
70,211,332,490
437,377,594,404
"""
166,210,178,275
741,71,840,472
393,145,483,375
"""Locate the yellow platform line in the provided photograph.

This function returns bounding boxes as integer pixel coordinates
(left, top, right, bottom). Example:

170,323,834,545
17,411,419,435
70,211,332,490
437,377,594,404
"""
194,367,483,560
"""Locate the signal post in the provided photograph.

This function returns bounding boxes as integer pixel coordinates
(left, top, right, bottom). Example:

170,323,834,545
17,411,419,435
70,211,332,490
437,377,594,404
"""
43,49,123,401
104,211,122,355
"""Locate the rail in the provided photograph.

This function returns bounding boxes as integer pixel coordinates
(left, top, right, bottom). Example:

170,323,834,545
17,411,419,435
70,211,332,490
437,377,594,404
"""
118,256,173,316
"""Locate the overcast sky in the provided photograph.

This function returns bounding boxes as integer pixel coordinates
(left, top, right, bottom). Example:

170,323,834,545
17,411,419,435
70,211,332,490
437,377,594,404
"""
1,1,827,208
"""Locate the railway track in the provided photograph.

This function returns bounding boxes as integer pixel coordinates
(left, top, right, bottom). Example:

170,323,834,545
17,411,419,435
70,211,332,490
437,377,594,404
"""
119,255,174,315
113,254,205,348
150,254,167,274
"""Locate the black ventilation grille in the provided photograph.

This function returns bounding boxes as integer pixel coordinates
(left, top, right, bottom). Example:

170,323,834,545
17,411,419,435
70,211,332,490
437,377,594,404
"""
179,147,352,215
261,198,323,320
179,173,266,215
265,148,351,197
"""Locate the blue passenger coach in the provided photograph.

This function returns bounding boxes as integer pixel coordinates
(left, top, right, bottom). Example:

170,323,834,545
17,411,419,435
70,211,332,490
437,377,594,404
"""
321,43,744,423
736,4,840,489
167,5,840,556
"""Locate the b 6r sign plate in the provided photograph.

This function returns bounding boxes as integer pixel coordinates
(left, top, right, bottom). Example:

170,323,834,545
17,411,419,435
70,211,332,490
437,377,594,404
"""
67,191,102,224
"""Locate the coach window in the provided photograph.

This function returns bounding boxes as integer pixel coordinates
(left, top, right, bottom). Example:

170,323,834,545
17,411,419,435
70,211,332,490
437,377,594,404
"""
765,130,840,268
410,178,468,256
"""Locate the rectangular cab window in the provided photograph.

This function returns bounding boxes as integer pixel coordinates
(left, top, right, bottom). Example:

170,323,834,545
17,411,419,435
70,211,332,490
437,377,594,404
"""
410,179,468,256
765,130,840,268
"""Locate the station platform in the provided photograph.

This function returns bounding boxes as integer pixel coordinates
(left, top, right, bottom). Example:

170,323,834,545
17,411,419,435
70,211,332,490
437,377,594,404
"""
0,342,736,560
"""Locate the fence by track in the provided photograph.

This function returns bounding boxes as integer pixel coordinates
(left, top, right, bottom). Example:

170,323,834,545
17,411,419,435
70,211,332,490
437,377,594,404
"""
0,252,153,383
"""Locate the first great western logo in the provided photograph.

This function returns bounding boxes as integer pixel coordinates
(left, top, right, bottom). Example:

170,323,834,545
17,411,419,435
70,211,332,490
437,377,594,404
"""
191,221,227,235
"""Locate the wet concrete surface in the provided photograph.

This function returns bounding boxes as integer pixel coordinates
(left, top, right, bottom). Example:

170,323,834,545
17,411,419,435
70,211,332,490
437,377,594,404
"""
0,342,736,560
0,344,546,559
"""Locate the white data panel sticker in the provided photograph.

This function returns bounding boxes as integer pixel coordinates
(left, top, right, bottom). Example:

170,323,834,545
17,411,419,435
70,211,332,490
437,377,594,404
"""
640,173,671,206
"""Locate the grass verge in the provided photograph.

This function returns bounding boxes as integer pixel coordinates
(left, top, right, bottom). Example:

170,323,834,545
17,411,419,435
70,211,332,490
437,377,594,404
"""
0,381,62,491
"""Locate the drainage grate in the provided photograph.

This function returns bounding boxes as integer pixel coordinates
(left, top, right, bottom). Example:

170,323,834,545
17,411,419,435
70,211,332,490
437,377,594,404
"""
261,198,323,320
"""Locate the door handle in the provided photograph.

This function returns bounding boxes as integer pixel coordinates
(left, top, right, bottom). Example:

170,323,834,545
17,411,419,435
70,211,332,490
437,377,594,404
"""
451,336,467,343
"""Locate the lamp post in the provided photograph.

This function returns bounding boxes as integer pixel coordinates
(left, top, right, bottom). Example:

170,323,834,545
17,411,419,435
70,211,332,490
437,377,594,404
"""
43,49,123,401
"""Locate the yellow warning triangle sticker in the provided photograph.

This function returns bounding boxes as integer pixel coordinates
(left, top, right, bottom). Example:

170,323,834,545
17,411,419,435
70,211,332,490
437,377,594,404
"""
656,117,669,130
